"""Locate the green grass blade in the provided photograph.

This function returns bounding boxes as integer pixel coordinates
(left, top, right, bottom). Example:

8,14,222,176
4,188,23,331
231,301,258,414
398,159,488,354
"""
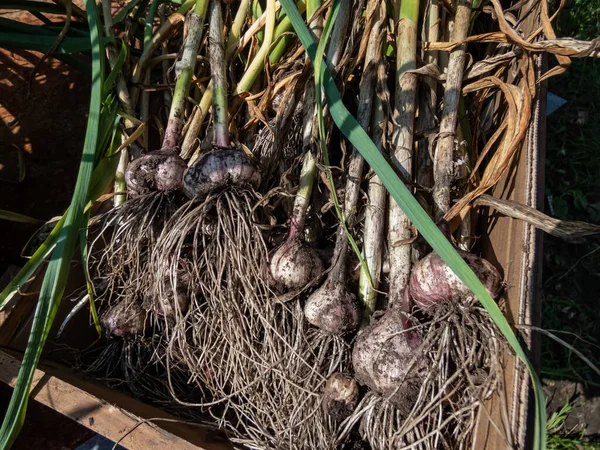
0,28,93,73
44,23,90,37
30,10,52,26
0,17,57,36
0,0,104,446
0,1,73,15
103,41,127,96
0,17,90,38
96,96,120,162
0,215,67,312
278,0,546,448
113,0,142,25
0,210,43,225
79,214,101,336
0,34,92,53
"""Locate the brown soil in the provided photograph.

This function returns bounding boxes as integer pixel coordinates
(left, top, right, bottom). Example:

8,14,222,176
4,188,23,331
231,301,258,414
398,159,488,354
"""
0,7,93,444
0,10,90,274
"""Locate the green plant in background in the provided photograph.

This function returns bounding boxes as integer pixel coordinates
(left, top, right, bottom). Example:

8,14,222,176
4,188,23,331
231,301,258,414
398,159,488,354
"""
547,400,599,449
543,4,600,385
543,1,600,447
555,0,600,40
541,296,600,385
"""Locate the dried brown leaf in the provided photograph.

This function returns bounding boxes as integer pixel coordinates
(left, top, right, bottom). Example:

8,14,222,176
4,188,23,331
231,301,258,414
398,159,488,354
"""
424,0,599,78
445,61,532,222
475,194,600,242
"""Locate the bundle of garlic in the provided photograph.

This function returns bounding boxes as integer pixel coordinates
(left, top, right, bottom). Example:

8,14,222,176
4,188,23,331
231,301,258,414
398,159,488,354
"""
64,0,600,447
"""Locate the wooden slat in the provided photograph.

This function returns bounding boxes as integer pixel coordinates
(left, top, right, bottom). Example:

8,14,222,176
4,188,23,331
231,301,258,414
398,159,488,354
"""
0,350,218,450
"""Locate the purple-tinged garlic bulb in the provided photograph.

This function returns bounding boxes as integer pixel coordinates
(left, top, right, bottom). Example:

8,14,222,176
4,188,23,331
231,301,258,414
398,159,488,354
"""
101,301,147,337
352,307,424,415
409,251,503,311
270,150,323,291
304,278,360,335
125,150,187,195
270,236,323,290
322,373,359,421
183,148,262,199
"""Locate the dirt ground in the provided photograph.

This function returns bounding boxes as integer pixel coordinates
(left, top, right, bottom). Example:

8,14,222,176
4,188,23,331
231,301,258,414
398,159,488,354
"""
0,7,92,443
0,10,90,273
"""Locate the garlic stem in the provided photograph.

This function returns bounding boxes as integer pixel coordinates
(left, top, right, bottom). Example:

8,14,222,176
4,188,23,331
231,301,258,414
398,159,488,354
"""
416,0,439,189
387,0,420,308
227,0,253,60
209,0,229,148
183,1,305,161
343,36,378,228
289,151,317,240
144,0,161,47
294,0,320,195
252,0,265,44
359,7,385,319
268,1,306,64
324,0,350,69
140,70,151,150
176,0,196,14
180,0,251,159
322,7,378,292
160,5,173,114
432,0,472,220
163,4,208,150
359,87,386,318
114,138,128,207
102,0,135,207
131,14,185,109
232,0,276,97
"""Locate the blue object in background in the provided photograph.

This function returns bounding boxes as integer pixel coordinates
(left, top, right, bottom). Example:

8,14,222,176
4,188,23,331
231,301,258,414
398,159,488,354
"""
546,91,567,116
75,434,126,450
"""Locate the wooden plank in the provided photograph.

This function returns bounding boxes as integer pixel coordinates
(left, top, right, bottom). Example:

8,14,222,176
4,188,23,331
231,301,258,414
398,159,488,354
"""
0,351,228,450
37,357,233,450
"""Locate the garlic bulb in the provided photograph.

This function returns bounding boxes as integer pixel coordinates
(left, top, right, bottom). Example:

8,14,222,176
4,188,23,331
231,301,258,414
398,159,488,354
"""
270,237,323,290
101,301,147,337
304,278,360,335
125,150,187,195
183,148,262,198
352,307,424,415
409,251,503,311
322,372,359,421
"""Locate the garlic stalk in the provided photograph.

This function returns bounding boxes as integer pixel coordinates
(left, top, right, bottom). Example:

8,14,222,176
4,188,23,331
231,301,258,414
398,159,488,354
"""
387,0,420,309
358,5,385,319
183,0,262,198
432,0,473,220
